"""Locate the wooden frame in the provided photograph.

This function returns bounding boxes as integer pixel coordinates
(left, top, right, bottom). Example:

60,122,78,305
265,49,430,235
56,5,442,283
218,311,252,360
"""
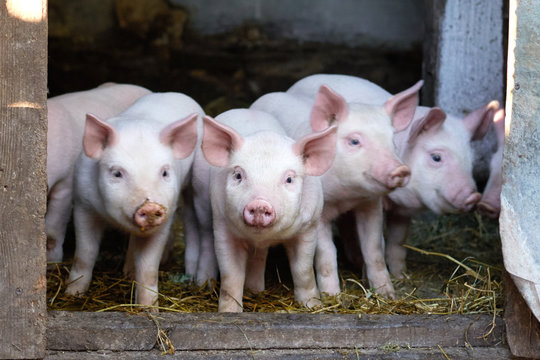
1,0,538,358
0,0,48,358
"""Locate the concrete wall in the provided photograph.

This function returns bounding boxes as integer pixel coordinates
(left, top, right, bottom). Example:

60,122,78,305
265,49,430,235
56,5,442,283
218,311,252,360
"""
172,0,425,49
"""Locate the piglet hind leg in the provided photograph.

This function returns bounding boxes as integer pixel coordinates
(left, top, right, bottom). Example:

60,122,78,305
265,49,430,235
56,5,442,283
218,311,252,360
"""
314,219,341,296
65,206,105,296
45,179,73,263
180,186,200,280
285,228,321,309
355,200,396,299
384,210,411,279
244,247,269,293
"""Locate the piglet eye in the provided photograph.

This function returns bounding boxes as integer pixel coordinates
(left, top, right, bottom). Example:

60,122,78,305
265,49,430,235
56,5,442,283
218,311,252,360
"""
111,169,123,178
349,138,360,146
162,169,169,177
431,154,442,162
286,177,293,184
233,170,242,182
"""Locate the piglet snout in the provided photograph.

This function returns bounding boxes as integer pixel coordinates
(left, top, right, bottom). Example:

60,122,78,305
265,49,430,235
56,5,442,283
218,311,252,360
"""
463,192,481,212
387,165,411,189
243,199,275,228
134,200,167,231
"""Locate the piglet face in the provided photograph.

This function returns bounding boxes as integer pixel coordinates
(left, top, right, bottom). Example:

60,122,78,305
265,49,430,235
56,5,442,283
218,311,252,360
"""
95,129,178,234
402,113,481,214
331,104,410,196
84,113,198,235
223,132,306,237
203,114,336,243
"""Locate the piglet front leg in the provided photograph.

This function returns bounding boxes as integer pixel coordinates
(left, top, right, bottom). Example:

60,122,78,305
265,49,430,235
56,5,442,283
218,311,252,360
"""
215,222,248,312
286,226,321,308
130,223,171,311
355,199,395,299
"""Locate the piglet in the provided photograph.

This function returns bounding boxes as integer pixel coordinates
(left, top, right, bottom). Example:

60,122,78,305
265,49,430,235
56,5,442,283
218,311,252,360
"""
65,92,202,310
195,109,337,312
46,83,151,263
477,108,506,218
252,75,421,298
316,75,498,278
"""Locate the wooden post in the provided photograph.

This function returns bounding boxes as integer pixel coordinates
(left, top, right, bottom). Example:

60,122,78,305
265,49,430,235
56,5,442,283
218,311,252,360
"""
0,1,48,358
500,0,540,357
422,0,504,111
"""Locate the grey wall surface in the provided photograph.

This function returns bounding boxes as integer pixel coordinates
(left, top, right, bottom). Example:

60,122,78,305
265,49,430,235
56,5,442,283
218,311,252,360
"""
172,0,425,49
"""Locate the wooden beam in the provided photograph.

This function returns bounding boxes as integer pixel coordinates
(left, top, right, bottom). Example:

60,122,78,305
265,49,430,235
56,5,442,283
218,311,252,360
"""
45,347,511,360
422,0,504,111
0,0,48,358
47,312,505,352
500,0,540,357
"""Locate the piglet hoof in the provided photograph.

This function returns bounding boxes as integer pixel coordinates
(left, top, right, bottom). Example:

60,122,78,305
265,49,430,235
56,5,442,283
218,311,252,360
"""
374,283,396,300
218,290,243,312
477,201,500,219
65,283,87,297
388,263,407,280
303,297,322,309
463,192,481,212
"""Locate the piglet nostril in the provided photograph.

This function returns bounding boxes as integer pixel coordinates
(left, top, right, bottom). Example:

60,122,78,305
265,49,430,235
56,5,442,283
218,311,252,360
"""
133,200,168,231
243,199,276,228
388,165,411,189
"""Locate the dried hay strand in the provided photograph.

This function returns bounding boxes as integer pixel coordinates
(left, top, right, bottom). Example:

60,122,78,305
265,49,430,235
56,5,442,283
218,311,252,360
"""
47,211,503,316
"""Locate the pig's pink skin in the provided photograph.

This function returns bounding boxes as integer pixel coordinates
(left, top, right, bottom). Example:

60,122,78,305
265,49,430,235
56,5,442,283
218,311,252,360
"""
477,108,505,218
314,75,500,278
192,109,336,312
46,84,151,263
65,93,203,310
252,76,420,299
383,103,498,277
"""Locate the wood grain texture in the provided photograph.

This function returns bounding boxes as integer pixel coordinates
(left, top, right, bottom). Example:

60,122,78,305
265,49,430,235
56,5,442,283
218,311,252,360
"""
47,311,505,352
0,1,48,358
422,0,504,112
45,347,512,360
504,272,540,358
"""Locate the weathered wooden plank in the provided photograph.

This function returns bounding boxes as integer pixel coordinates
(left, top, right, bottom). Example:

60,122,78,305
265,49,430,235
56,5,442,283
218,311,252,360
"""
504,272,540,358
422,0,504,111
47,311,157,351
45,346,511,360
0,0,48,358
47,311,505,352
500,0,540,357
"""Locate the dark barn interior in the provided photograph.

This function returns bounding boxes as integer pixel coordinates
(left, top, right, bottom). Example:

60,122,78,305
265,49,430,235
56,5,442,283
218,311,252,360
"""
46,0,502,316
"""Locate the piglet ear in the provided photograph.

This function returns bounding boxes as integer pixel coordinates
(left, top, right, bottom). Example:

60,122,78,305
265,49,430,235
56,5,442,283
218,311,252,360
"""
384,80,423,132
464,100,500,141
83,114,118,159
201,115,244,167
310,85,348,132
293,125,337,176
493,108,506,145
407,107,446,145
160,113,199,159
